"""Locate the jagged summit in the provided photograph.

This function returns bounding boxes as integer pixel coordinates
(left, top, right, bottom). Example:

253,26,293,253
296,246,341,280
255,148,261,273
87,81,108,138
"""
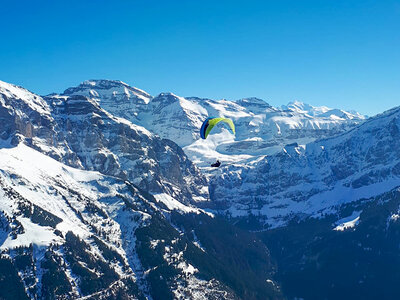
45,79,367,155
151,92,187,105
56,79,153,124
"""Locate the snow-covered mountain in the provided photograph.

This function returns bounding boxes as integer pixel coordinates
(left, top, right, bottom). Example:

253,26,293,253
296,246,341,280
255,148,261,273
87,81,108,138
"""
2,78,400,299
52,79,397,230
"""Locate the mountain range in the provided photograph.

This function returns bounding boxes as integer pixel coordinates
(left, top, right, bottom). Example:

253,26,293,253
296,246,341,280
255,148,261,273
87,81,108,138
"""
1,79,399,299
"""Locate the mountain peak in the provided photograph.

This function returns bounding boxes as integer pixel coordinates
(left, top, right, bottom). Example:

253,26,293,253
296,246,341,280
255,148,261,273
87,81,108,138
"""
282,101,367,120
237,97,270,105
62,79,151,100
81,79,129,88
284,100,328,113
156,92,180,98
0,80,50,115
235,97,271,112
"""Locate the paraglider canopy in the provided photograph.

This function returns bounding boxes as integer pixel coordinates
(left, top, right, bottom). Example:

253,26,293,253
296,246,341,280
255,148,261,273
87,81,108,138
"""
200,117,235,139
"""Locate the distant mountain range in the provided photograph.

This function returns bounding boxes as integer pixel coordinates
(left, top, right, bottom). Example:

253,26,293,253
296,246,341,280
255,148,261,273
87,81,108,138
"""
1,79,399,299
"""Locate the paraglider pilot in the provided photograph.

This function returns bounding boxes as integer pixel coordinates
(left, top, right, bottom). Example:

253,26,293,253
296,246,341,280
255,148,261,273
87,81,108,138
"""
211,160,221,167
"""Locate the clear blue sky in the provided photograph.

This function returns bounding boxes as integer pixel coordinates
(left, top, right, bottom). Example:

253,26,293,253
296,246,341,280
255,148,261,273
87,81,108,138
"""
1,0,399,115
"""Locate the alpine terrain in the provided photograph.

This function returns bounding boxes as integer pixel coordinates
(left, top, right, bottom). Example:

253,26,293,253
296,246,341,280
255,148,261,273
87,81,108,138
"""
1,79,400,300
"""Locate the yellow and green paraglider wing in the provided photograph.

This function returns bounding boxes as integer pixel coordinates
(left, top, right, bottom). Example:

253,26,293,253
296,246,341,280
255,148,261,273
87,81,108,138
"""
200,117,235,139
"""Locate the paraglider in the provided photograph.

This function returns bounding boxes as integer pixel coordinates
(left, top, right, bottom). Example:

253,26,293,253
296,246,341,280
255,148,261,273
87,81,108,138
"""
200,117,235,139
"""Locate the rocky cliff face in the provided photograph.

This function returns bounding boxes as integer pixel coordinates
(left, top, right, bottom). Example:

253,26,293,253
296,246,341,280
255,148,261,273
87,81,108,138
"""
45,92,208,204
43,79,385,228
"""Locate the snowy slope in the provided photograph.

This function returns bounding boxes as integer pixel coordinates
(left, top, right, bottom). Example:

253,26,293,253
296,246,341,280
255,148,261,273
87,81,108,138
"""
0,142,267,299
0,80,76,162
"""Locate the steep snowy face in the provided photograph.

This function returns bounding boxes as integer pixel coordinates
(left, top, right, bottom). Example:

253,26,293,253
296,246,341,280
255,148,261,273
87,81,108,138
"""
0,80,52,143
0,81,76,163
209,106,400,228
0,80,50,116
62,80,152,123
